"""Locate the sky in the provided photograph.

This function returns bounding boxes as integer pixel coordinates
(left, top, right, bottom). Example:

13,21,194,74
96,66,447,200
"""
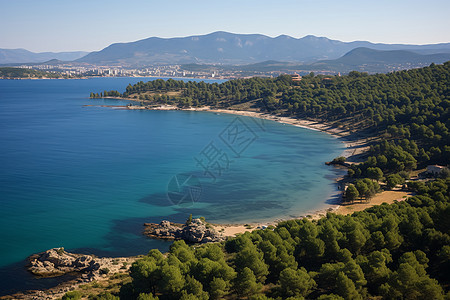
1,0,449,53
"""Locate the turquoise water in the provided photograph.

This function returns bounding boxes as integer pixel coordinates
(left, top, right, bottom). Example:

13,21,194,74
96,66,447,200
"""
0,78,344,293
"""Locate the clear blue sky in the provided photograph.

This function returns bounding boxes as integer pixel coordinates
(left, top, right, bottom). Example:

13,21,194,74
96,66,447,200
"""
1,0,449,52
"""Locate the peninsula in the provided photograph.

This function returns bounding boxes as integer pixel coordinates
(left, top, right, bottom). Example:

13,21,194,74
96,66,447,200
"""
0,67,73,79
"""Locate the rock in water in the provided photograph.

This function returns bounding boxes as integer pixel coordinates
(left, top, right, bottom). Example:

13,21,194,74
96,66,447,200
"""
144,218,224,243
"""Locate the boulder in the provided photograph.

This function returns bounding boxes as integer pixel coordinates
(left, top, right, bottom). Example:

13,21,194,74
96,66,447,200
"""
144,218,225,243
160,220,171,227
27,248,96,277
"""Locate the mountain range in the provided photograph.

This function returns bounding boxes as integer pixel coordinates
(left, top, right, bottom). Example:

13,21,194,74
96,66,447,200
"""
309,47,450,72
0,49,88,64
1,32,449,74
76,31,450,66
180,47,450,74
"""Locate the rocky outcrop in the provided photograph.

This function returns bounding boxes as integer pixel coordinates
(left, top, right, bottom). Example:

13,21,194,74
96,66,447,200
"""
28,248,95,277
6,249,137,300
27,248,135,279
144,218,224,243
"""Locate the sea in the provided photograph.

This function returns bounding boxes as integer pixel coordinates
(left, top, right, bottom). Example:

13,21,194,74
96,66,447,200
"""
0,77,345,294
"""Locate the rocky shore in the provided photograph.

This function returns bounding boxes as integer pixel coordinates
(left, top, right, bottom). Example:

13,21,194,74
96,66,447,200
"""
27,247,136,280
144,218,225,243
2,248,138,300
0,247,137,300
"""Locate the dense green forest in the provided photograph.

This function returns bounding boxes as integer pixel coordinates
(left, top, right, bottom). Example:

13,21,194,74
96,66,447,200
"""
82,63,450,299
0,67,64,79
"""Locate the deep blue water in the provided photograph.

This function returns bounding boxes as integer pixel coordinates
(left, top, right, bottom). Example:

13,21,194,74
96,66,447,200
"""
0,77,344,294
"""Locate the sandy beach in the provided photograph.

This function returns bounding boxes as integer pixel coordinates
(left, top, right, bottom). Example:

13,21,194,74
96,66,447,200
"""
211,190,414,237
335,190,413,215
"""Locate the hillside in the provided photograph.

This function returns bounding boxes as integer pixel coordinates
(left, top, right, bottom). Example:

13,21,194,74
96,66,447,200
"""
181,48,450,74
0,67,66,79
77,31,450,66
310,47,450,72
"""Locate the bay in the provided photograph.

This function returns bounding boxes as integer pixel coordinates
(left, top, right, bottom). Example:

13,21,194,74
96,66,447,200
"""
0,77,344,294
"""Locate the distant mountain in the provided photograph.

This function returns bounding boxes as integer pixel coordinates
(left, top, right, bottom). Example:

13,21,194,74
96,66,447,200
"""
310,47,450,72
0,49,88,64
77,31,450,66
182,48,450,74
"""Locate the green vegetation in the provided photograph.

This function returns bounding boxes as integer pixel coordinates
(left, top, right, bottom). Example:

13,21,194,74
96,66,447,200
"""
62,272,132,300
62,290,82,300
0,67,66,79
115,178,448,299
82,63,450,299
91,90,121,98
186,214,193,225
331,156,346,164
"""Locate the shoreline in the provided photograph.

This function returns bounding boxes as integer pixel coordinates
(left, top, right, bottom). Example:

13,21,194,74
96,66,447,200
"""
127,103,371,156
0,74,223,81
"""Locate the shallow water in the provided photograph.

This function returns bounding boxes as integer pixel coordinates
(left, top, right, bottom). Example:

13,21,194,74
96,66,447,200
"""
0,77,344,294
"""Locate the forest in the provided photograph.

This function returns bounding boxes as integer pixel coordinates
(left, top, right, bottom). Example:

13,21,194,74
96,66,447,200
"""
82,63,450,299
116,178,449,299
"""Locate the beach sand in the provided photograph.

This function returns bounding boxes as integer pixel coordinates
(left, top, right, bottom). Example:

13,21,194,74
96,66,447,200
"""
213,224,254,237
209,190,413,237
335,190,413,215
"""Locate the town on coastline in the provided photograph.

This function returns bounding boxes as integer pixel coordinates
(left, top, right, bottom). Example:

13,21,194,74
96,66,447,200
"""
0,62,325,80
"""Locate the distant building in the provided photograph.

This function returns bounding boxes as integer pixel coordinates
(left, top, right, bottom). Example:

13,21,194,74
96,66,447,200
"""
291,74,302,81
426,165,447,175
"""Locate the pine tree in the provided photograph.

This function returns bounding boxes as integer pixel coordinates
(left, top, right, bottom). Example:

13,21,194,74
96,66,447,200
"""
235,267,262,297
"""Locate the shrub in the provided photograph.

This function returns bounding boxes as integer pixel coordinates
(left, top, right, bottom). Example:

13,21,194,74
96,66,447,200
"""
62,290,82,300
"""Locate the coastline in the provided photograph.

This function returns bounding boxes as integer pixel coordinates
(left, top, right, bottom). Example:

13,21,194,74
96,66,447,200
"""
124,103,370,157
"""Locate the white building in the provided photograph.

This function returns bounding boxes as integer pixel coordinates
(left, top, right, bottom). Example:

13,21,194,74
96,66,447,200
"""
426,165,447,175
